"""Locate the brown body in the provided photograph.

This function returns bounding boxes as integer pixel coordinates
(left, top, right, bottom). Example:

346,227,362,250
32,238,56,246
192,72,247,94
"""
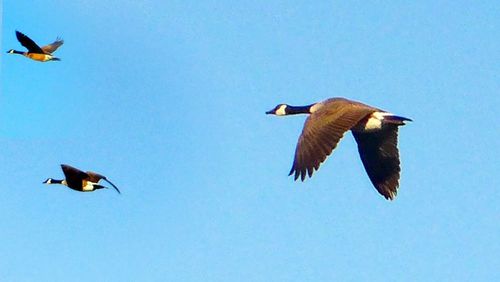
26,53,54,62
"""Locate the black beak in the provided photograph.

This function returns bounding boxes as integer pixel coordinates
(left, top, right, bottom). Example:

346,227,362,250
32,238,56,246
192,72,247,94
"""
266,110,274,115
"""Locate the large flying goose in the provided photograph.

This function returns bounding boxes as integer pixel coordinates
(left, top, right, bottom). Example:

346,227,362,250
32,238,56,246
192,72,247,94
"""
266,97,411,200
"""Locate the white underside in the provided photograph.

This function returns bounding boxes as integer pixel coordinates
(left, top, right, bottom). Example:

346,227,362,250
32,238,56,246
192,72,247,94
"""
58,179,97,191
82,181,98,191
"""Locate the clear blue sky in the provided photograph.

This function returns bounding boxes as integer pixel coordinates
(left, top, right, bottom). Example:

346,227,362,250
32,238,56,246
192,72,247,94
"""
1,1,499,281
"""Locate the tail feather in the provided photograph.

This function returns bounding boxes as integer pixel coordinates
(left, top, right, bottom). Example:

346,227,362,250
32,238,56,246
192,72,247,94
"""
51,57,61,61
384,115,412,125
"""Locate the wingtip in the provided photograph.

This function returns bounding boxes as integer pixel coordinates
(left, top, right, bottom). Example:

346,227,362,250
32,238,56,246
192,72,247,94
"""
104,178,121,194
384,193,396,201
377,183,398,201
15,30,25,38
288,169,300,181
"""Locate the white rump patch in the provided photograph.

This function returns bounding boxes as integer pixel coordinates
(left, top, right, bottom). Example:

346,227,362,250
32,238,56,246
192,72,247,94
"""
364,112,392,131
42,55,53,61
82,181,98,191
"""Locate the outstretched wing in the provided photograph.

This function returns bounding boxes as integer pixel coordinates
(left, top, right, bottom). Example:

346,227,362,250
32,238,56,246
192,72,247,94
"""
15,31,44,53
352,125,401,200
290,99,376,181
87,171,121,194
61,164,88,189
42,37,64,54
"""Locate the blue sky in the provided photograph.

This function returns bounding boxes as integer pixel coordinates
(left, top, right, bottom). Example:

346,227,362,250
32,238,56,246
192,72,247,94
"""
1,1,499,281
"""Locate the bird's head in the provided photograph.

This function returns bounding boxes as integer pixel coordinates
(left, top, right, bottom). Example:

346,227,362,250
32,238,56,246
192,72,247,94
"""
43,178,53,184
266,104,289,116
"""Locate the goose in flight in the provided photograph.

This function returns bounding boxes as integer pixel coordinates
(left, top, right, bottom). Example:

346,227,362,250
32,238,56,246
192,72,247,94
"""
267,97,411,200
7,30,63,62
43,164,121,194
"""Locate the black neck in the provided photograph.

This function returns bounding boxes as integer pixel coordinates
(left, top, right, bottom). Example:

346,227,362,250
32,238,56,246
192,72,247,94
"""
11,50,24,55
51,179,64,184
286,104,314,115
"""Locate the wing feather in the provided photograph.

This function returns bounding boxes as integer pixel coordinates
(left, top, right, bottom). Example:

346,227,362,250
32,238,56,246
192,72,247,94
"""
86,171,106,182
61,164,88,189
352,125,401,200
289,99,376,181
15,31,44,53
42,38,64,54
87,171,121,194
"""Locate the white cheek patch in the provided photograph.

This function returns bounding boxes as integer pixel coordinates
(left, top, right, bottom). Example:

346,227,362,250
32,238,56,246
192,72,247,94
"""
276,105,287,116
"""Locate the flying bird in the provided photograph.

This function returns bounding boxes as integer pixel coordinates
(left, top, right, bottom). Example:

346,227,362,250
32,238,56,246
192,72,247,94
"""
7,30,63,62
43,164,121,194
266,97,411,200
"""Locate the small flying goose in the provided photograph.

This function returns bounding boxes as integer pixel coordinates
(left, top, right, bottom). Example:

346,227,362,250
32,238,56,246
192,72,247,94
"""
266,97,411,200
7,31,63,62
43,164,121,194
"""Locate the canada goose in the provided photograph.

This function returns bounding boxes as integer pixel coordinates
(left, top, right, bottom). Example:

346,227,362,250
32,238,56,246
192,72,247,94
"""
43,164,121,194
266,97,411,200
7,31,63,62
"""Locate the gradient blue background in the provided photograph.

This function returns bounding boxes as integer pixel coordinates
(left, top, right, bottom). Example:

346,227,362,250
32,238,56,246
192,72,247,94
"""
1,1,499,281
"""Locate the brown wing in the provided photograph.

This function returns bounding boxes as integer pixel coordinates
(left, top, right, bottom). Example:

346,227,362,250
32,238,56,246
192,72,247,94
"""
87,171,121,194
41,38,64,54
290,99,377,181
86,171,106,183
352,125,401,200
61,164,88,189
